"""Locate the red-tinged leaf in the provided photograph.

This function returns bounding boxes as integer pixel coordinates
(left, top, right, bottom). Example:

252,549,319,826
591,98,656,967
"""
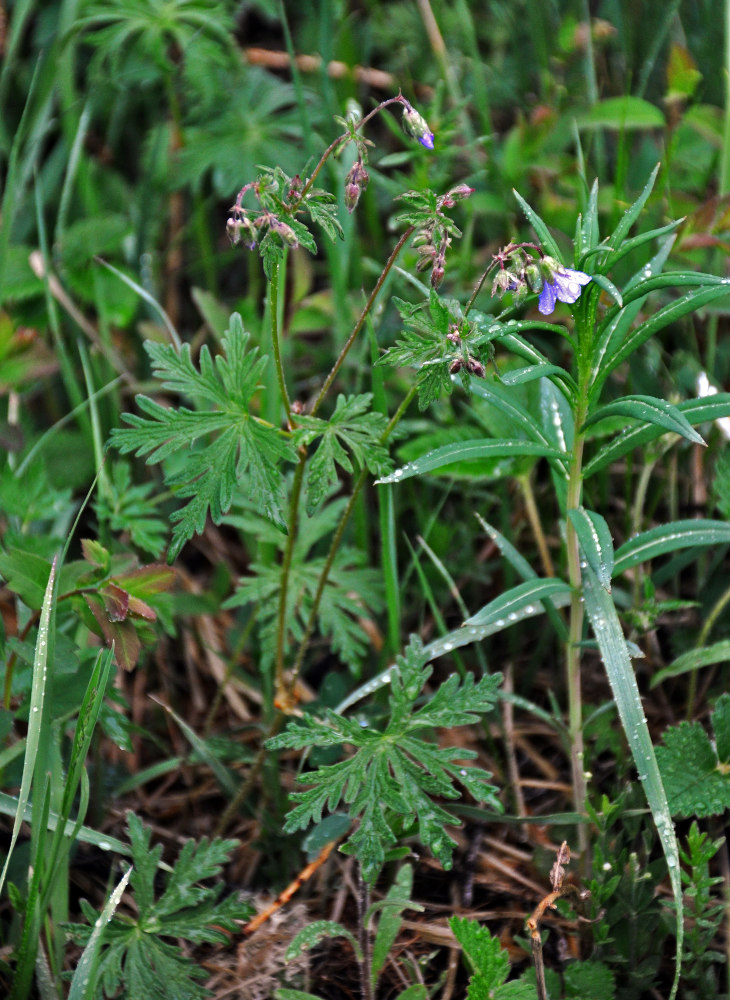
100,583,129,622
113,563,176,596
126,595,156,621
81,538,111,572
84,593,141,670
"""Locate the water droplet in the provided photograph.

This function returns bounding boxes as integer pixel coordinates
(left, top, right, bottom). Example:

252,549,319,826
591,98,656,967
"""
525,605,535,614
98,841,111,851
495,619,505,628
442,642,453,652
469,627,478,635
507,612,517,622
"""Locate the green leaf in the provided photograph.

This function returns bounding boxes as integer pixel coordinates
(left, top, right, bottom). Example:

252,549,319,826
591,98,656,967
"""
370,865,416,988
656,700,730,818
595,280,730,396
464,578,572,628
0,559,55,901
581,562,683,1000
66,812,252,999
0,546,51,609
449,915,510,999
651,640,730,687
297,393,391,512
583,395,705,445
569,507,613,591
607,163,660,251
577,96,665,130
614,520,730,574
285,920,362,962
512,190,562,260
584,394,730,477
376,439,564,484
267,637,502,883
563,959,616,1000
112,314,295,559
68,866,133,1000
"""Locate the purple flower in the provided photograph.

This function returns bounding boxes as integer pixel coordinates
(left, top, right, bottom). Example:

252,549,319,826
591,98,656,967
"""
419,130,435,150
538,267,592,315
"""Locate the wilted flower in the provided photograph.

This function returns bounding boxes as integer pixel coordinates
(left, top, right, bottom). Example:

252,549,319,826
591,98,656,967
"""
538,259,591,315
402,102,435,149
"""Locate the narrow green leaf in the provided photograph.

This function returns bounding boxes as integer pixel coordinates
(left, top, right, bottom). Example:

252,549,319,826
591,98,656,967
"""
569,507,613,591
376,440,564,484
608,162,660,249
464,578,572,628
597,282,730,392
68,866,133,1000
498,364,571,388
614,520,730,574
584,394,730,477
512,189,562,260
150,696,237,797
583,394,705,445
651,640,730,687
581,562,682,1000
0,558,55,899
590,273,623,307
371,865,414,988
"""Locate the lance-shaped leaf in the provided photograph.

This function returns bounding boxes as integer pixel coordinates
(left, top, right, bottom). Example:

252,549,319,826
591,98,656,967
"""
584,393,730,477
582,394,705,445
376,439,564,484
614,519,730,575
581,561,683,1000
464,578,572,628
568,506,613,591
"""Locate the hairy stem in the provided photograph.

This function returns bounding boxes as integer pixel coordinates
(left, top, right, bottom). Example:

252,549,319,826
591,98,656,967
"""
311,226,415,417
268,259,292,427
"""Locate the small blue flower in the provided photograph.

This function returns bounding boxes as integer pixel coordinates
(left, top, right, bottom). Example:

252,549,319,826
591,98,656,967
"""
538,266,591,315
419,130,435,150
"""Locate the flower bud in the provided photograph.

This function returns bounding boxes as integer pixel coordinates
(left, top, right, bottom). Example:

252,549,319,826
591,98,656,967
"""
441,184,474,207
344,158,369,213
449,358,463,374
270,217,299,248
491,269,514,297
467,356,486,378
402,103,435,149
524,263,543,294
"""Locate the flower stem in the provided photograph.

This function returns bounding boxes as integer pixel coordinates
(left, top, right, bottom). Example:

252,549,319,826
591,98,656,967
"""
287,385,417,694
311,226,415,417
268,258,293,427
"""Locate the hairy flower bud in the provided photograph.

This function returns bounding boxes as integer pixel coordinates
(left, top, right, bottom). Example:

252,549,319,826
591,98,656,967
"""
270,217,299,248
402,103,435,149
491,269,515,297
467,356,486,378
524,263,543,294
344,158,369,213
441,184,475,208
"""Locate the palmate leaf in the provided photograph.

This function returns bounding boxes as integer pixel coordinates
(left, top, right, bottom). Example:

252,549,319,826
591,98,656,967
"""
267,637,502,883
66,812,252,1000
296,393,392,513
111,315,295,560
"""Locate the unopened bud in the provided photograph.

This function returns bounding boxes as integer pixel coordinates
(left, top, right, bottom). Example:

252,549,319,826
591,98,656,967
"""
402,103,435,149
271,217,299,248
491,269,514,297
467,357,486,378
449,358,463,374
524,263,543,294
441,184,475,207
344,158,369,213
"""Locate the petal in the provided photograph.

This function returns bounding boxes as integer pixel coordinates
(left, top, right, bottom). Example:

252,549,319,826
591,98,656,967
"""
538,280,558,314
419,132,435,149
